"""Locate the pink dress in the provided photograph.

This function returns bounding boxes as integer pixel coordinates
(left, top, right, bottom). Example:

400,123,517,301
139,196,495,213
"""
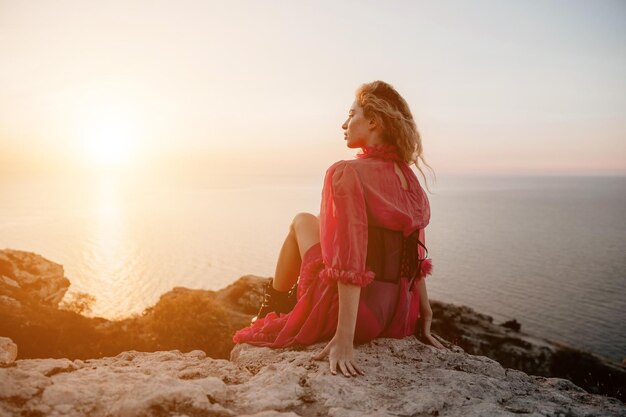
232,143,433,347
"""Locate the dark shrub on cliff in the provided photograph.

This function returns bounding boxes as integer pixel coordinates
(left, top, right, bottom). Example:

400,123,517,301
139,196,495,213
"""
143,287,235,359
60,292,97,315
0,301,99,359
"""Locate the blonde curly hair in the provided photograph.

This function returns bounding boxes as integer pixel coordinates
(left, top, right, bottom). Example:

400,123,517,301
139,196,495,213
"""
356,80,435,191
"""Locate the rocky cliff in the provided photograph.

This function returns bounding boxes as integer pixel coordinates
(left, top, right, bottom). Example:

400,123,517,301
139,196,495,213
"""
1,336,625,416
1,248,625,413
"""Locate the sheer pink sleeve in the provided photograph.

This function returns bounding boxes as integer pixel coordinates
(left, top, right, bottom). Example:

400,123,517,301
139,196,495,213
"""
319,161,375,287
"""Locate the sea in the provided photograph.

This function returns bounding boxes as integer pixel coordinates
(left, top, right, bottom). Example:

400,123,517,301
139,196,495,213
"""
1,171,625,363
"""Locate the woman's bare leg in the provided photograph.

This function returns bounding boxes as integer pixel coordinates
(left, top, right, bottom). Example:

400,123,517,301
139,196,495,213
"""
272,212,320,292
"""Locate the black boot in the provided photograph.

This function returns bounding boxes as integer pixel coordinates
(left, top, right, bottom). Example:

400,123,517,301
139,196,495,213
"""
252,279,297,323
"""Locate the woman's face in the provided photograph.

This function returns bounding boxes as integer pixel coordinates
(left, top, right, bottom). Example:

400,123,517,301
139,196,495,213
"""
342,100,373,148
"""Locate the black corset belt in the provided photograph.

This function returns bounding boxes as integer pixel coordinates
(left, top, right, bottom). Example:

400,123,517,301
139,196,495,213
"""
366,225,428,286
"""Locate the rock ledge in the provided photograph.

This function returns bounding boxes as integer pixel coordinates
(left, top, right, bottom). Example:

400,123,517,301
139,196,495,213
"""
1,337,624,417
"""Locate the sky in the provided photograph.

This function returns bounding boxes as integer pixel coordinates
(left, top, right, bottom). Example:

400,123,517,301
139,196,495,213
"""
1,0,625,179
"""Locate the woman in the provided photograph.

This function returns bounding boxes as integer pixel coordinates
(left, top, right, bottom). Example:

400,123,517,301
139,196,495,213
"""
233,80,444,377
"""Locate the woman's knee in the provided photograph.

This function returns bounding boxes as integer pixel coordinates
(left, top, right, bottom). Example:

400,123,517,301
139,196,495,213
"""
290,212,318,233
290,212,320,258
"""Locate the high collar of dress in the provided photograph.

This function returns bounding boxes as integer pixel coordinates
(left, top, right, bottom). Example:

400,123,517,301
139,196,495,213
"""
356,143,402,162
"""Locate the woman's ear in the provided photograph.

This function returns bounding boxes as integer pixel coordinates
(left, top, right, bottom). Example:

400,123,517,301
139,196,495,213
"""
368,117,379,130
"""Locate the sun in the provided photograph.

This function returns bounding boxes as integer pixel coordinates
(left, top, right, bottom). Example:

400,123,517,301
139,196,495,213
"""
81,107,140,171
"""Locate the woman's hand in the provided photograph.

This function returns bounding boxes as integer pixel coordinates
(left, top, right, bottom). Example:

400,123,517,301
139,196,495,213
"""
311,333,364,377
419,306,445,349
311,281,363,377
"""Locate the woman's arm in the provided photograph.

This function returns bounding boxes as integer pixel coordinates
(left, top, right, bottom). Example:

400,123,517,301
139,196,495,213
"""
415,277,445,349
336,282,361,341
416,276,431,315
313,161,370,376
311,282,364,377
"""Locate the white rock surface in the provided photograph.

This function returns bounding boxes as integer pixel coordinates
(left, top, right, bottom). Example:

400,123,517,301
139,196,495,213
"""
0,337,17,365
0,249,70,306
0,337,623,417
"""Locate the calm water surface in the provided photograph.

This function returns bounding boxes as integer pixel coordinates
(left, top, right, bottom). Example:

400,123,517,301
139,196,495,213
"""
1,172,624,362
